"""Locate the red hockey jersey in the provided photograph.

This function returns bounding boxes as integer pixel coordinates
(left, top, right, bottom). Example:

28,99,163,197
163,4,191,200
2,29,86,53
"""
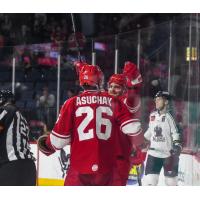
48,90,140,174
116,89,142,161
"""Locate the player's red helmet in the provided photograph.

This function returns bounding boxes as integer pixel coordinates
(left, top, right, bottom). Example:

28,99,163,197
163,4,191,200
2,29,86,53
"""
108,74,126,87
68,32,86,51
73,61,87,75
79,64,103,88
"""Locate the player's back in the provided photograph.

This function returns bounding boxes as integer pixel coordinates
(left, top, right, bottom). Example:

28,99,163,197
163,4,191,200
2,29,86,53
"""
69,90,132,174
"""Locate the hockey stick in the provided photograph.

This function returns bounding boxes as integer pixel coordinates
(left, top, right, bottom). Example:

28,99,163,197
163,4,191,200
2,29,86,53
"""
70,13,82,62
136,165,142,186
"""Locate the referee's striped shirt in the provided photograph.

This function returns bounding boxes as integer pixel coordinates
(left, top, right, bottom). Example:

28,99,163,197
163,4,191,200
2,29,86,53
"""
0,103,35,164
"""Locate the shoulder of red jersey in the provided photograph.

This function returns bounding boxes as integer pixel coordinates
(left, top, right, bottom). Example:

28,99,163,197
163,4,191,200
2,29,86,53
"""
63,96,77,106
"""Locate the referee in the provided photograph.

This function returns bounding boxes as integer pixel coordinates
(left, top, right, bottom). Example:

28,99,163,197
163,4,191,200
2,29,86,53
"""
0,90,36,186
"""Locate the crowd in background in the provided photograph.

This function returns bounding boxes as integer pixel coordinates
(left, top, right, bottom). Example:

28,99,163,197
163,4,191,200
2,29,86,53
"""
0,13,199,150
0,13,179,46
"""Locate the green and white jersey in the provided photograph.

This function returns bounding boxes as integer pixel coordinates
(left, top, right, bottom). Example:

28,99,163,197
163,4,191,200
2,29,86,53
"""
144,110,180,158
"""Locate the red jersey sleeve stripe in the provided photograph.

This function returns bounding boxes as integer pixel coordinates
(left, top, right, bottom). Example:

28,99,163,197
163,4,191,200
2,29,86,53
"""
52,130,71,139
121,121,142,135
120,119,139,128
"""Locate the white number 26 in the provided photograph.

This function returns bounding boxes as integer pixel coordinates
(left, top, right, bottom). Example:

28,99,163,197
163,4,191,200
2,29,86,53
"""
76,106,113,141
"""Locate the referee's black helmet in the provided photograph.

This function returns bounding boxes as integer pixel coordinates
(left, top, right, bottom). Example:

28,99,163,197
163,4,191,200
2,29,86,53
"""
0,90,15,106
154,91,172,100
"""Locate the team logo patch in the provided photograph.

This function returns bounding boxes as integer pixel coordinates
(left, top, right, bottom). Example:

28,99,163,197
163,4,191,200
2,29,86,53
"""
162,116,166,122
150,116,155,121
153,126,165,142
154,126,162,137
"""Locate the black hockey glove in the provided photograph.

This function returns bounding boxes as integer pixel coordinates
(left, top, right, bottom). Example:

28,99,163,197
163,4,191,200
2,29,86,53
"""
170,144,182,156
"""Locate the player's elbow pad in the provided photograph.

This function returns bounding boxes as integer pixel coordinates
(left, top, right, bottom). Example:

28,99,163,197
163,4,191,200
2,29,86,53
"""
121,121,142,136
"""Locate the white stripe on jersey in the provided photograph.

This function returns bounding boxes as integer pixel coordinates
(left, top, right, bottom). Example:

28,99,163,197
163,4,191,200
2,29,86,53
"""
50,133,71,150
121,120,142,135
0,110,8,120
16,112,25,159
3,109,33,162
6,120,18,161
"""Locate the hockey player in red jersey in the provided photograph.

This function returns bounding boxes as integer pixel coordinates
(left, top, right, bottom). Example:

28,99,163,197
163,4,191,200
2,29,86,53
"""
38,63,142,186
108,61,144,185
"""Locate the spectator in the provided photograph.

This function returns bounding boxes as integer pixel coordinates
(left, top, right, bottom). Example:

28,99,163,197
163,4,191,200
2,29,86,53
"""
21,24,31,44
29,120,48,142
1,15,12,34
14,82,28,101
66,89,76,98
0,90,36,185
36,86,56,130
60,89,77,105
50,26,66,51
21,48,33,78
34,14,47,27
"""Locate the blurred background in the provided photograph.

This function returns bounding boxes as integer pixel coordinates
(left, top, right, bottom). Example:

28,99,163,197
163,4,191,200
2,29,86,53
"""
0,13,199,154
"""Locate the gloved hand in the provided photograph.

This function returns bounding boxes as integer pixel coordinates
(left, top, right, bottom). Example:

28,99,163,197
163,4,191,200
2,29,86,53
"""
170,144,182,156
37,135,55,156
73,61,87,75
123,61,142,88
130,148,146,165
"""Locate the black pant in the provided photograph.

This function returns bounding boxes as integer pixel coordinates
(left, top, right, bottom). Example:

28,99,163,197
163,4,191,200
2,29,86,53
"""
0,159,36,186
145,154,179,177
